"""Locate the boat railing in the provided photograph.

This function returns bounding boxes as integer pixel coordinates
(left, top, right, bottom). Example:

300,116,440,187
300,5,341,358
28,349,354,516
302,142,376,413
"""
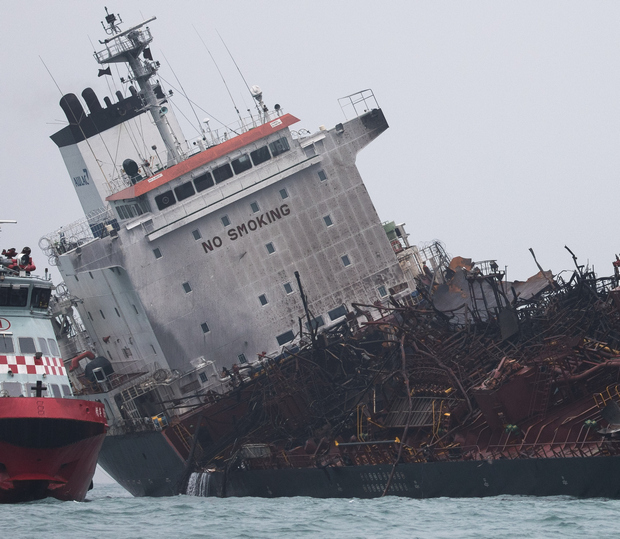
183,107,286,155
40,207,117,263
94,26,153,64
338,89,379,121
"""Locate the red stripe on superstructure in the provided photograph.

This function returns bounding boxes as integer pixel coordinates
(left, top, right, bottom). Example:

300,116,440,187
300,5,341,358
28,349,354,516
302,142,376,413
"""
106,113,300,201
26,365,36,375
15,356,26,365
0,356,6,364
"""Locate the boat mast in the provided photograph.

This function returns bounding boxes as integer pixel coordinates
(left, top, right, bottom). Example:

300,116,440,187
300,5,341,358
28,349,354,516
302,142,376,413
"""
94,9,182,166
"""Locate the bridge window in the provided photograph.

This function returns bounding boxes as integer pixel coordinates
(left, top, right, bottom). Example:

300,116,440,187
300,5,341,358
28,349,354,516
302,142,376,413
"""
213,163,234,184
250,145,271,166
155,190,176,210
0,286,28,307
231,154,252,174
31,287,51,309
269,137,290,157
194,172,214,192
174,181,195,201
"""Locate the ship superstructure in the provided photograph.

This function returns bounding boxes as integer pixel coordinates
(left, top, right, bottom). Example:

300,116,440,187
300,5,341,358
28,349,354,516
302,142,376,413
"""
0,224,106,502
41,12,426,495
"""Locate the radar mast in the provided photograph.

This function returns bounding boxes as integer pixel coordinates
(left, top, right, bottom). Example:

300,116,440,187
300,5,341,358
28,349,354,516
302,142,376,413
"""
94,9,182,165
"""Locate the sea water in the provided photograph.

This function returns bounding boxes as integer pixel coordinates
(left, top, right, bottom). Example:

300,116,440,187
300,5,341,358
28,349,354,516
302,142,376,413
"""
3,481,619,539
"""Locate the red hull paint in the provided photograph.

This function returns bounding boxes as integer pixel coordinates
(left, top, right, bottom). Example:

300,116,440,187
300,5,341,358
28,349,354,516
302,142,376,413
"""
0,398,107,503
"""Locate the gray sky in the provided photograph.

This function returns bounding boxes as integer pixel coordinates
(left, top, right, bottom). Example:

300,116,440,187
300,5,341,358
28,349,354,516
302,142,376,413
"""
2,0,619,282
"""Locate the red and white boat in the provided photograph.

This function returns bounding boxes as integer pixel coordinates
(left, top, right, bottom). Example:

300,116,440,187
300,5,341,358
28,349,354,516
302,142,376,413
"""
0,222,107,502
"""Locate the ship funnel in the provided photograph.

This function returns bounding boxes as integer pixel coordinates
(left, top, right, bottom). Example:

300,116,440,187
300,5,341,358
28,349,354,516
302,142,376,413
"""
60,93,86,125
82,88,102,114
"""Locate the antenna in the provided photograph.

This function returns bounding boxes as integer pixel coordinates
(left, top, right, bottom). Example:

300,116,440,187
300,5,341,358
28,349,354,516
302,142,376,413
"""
160,50,204,139
101,7,123,35
0,220,16,237
193,26,245,129
216,30,264,120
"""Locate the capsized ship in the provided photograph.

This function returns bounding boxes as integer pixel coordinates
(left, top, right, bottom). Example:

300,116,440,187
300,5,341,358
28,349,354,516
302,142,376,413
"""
42,10,416,496
0,225,107,503
41,10,620,499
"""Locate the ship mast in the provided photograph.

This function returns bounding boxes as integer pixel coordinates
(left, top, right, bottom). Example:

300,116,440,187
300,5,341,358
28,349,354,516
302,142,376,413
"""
94,9,182,166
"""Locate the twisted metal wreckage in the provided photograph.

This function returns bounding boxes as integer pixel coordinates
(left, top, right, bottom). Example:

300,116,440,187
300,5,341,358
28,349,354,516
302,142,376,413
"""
148,246,620,498
69,244,620,498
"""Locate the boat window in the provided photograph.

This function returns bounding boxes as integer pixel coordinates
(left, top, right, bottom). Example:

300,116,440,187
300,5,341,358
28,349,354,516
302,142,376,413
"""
194,171,214,192
37,338,50,355
2,382,23,397
269,137,290,157
318,170,328,182
47,339,60,356
221,215,231,227
250,145,271,166
231,154,252,174
174,181,195,202
62,385,72,397
18,337,36,354
116,203,144,221
284,282,293,294
279,188,289,199
31,287,51,309
305,316,325,331
0,336,14,353
139,199,151,214
155,190,176,210
276,330,295,346
0,286,28,307
116,205,128,220
213,163,234,184
50,384,62,398
328,305,347,321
